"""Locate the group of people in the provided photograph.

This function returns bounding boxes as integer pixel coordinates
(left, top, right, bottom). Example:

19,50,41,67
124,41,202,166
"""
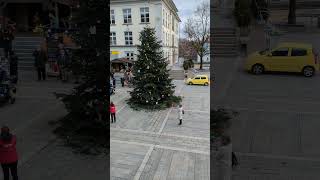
121,70,133,87
32,39,70,82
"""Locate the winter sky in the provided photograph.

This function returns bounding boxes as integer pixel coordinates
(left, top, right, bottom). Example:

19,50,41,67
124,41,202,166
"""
173,0,209,38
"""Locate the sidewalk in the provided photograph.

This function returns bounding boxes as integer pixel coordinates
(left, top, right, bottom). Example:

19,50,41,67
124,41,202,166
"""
0,70,107,179
110,81,210,180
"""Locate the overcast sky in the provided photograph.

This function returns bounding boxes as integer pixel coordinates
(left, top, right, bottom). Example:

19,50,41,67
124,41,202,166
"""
173,0,209,38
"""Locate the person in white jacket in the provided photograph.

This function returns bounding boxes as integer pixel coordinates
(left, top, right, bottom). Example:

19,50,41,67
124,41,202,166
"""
178,104,184,125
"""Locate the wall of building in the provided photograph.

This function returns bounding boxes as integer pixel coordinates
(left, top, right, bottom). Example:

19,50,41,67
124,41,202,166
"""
110,0,180,66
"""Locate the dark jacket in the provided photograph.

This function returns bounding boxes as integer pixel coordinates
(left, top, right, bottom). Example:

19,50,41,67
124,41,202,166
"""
9,55,18,76
34,50,47,68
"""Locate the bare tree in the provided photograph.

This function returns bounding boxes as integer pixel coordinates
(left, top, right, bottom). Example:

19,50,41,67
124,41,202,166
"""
179,38,197,61
184,1,210,70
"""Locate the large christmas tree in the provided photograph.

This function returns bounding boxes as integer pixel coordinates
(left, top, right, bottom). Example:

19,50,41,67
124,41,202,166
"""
53,0,108,155
128,27,181,109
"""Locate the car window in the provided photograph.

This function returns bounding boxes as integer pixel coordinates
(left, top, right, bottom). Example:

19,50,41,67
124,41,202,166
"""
291,48,307,56
195,77,200,79
201,77,207,79
272,48,289,56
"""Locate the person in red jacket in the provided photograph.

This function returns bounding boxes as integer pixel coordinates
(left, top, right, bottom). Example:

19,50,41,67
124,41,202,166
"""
0,126,18,180
110,102,116,123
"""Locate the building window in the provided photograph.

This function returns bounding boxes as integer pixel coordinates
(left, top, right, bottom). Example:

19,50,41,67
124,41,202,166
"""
110,32,116,45
163,32,165,45
172,34,174,47
123,9,132,24
110,10,115,24
125,51,134,60
140,7,149,23
172,17,174,31
124,31,133,45
163,9,165,25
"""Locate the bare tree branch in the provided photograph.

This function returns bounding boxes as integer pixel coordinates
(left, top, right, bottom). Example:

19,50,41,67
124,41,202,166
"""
183,1,210,69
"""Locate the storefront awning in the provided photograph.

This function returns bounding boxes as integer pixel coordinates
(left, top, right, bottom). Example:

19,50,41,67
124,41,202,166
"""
111,58,133,64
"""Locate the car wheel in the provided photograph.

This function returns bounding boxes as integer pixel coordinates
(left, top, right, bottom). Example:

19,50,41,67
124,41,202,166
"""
303,66,314,77
188,82,193,85
204,82,209,86
251,64,264,75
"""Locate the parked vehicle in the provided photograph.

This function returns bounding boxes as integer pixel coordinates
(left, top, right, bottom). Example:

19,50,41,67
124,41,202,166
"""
186,75,210,86
245,43,319,77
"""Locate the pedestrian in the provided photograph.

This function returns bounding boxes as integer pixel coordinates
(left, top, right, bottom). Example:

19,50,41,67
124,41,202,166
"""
57,46,69,82
110,102,116,123
3,29,10,60
120,77,124,87
9,51,18,84
33,46,47,81
0,126,18,180
232,151,239,169
178,104,184,125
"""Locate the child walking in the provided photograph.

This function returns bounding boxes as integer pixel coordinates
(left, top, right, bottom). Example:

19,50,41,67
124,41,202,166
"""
110,102,116,123
178,104,184,125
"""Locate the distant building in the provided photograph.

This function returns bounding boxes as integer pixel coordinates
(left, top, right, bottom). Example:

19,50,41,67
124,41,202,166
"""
110,0,181,67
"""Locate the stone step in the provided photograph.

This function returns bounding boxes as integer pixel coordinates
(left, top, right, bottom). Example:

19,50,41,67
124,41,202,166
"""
14,45,40,49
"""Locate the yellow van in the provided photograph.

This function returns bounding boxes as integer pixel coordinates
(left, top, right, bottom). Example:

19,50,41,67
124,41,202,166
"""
245,43,319,77
186,75,209,86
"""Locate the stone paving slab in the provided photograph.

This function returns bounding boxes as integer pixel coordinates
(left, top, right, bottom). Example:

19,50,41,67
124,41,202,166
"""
111,128,209,153
111,80,210,180
231,109,320,158
162,110,210,138
139,148,210,180
111,141,149,180
111,108,168,132
232,152,320,180
20,140,107,180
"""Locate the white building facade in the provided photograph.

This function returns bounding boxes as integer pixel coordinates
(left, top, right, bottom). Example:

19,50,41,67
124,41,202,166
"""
110,0,181,67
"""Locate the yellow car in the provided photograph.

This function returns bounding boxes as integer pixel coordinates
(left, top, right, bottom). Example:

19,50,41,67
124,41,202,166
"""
245,43,319,77
186,75,209,86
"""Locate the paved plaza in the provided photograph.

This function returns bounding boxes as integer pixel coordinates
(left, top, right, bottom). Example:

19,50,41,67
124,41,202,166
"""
213,32,320,179
110,79,210,180
0,71,107,180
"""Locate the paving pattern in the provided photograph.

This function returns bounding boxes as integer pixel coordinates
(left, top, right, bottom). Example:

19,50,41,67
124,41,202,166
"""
110,80,210,180
213,32,320,180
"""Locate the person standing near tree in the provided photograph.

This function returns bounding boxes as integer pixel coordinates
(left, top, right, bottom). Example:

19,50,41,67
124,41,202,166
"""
3,29,10,60
178,104,184,125
110,102,116,123
0,126,19,180
34,46,47,81
9,51,18,84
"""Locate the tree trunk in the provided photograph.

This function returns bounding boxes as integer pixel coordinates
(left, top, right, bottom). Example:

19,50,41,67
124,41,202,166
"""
288,0,296,24
200,55,203,70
